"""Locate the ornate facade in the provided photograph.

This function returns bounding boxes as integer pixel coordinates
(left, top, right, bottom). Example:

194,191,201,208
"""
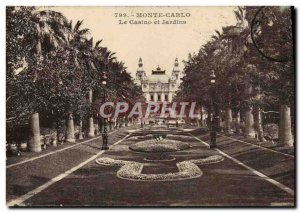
134,57,182,102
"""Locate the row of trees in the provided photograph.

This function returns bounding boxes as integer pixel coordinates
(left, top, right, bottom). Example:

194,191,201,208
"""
7,7,144,152
176,6,294,146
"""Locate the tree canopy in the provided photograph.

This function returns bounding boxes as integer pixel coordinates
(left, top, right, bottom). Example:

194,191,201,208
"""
6,6,144,128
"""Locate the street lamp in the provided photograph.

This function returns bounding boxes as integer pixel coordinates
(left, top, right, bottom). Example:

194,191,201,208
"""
210,70,217,148
101,71,109,150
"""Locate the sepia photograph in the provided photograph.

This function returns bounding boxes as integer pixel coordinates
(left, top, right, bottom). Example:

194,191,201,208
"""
6,5,295,207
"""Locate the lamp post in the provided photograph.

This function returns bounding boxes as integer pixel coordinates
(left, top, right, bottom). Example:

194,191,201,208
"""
101,71,109,150
210,70,217,148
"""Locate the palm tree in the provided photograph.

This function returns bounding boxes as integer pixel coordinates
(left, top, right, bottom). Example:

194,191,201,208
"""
212,7,260,138
85,38,104,137
26,9,70,152
63,20,91,141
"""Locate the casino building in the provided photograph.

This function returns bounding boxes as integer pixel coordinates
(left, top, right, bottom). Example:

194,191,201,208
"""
134,57,182,102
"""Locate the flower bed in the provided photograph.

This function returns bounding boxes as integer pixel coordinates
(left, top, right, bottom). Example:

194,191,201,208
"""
117,160,203,181
96,155,224,182
129,139,190,153
144,154,175,161
95,157,133,166
189,155,224,165
166,135,192,140
129,135,153,140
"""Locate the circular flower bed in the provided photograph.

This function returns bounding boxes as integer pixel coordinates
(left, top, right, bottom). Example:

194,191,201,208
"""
129,139,190,153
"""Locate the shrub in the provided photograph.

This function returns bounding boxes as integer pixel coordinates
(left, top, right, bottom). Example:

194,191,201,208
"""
263,123,279,141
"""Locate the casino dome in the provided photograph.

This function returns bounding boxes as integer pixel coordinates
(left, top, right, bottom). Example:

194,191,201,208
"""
147,74,170,83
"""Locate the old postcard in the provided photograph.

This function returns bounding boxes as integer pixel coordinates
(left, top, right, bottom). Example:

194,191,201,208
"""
6,6,295,207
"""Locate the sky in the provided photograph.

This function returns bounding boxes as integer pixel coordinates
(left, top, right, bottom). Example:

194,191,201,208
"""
48,6,238,77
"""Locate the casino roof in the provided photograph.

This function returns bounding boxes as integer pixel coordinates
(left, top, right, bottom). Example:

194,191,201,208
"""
152,65,166,75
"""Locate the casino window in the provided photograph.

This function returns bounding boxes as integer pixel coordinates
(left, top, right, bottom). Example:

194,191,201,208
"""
165,94,168,101
150,95,154,101
158,94,161,101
